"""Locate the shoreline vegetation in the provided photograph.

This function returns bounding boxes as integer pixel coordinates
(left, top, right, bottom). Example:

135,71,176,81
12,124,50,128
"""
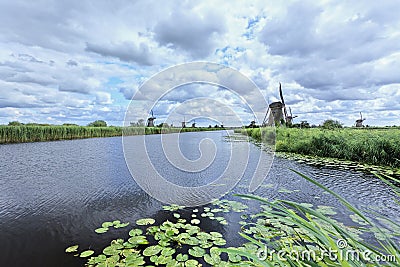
0,125,225,144
237,127,400,169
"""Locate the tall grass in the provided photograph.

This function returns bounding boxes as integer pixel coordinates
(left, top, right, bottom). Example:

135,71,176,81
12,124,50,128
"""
220,171,400,266
239,127,400,168
0,126,122,143
0,126,225,144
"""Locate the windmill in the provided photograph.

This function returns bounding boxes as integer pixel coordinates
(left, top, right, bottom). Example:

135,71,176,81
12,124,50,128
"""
191,119,196,128
262,83,293,126
248,115,257,128
146,110,156,127
286,107,298,125
181,117,186,128
355,112,366,127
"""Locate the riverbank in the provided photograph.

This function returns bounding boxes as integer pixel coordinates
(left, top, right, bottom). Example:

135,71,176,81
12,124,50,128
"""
0,125,224,144
237,127,400,168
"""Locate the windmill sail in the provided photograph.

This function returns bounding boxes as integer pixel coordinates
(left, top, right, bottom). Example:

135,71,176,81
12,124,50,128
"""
262,106,270,126
279,83,285,105
279,83,288,123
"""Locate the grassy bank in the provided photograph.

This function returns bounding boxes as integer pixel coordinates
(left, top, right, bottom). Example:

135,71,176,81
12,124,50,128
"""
0,126,224,144
238,127,400,168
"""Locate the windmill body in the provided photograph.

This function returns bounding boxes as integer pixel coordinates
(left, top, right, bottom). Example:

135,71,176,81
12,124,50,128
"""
267,101,285,126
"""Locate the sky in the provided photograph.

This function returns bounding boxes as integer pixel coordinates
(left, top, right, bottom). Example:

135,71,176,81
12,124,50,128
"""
0,0,399,127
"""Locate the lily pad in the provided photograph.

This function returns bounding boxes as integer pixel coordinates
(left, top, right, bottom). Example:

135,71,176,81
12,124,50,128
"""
185,259,200,267
95,227,109,234
136,218,155,225
188,247,206,257
102,222,114,228
190,219,200,225
143,245,162,256
176,254,189,262
65,245,79,253
129,228,143,236
80,250,94,258
114,222,130,228
112,220,121,225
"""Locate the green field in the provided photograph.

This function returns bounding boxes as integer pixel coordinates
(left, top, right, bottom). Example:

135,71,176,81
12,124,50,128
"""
0,125,225,144
238,127,400,168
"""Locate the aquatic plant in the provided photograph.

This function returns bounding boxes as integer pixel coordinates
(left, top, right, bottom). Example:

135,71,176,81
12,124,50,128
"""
239,127,400,168
224,170,400,266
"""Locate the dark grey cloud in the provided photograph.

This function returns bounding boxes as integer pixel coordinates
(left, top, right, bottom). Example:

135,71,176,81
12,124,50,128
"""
66,60,78,66
258,1,400,99
0,87,42,108
85,42,155,65
13,53,44,63
260,1,400,61
5,73,55,86
58,80,91,94
154,10,226,58
0,1,85,52
260,2,321,57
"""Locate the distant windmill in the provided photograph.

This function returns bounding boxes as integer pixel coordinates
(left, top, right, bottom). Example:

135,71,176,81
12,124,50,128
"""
262,83,294,126
181,117,186,128
248,115,257,128
355,112,366,127
286,107,298,125
191,120,196,128
147,110,156,127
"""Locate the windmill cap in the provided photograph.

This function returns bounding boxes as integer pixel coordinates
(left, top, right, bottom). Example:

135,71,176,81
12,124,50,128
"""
269,102,284,108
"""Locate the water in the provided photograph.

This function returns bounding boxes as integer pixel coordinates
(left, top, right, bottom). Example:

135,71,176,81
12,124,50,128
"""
0,131,398,266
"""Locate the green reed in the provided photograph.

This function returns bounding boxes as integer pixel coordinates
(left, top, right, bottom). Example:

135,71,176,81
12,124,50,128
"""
238,127,400,168
0,126,225,144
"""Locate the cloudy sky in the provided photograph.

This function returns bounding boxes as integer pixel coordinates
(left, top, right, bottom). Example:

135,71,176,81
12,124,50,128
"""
1,0,399,127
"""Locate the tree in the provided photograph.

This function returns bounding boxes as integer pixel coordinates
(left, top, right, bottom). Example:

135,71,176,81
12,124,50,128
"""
321,119,343,129
157,123,169,128
137,119,145,127
300,121,310,128
8,121,22,126
87,120,107,127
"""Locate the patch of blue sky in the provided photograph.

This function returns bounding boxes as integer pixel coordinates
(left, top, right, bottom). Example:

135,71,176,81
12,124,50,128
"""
243,15,263,40
104,76,130,106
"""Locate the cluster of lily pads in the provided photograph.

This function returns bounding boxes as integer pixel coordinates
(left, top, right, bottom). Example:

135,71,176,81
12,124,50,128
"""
95,220,130,234
65,200,253,266
277,152,400,178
